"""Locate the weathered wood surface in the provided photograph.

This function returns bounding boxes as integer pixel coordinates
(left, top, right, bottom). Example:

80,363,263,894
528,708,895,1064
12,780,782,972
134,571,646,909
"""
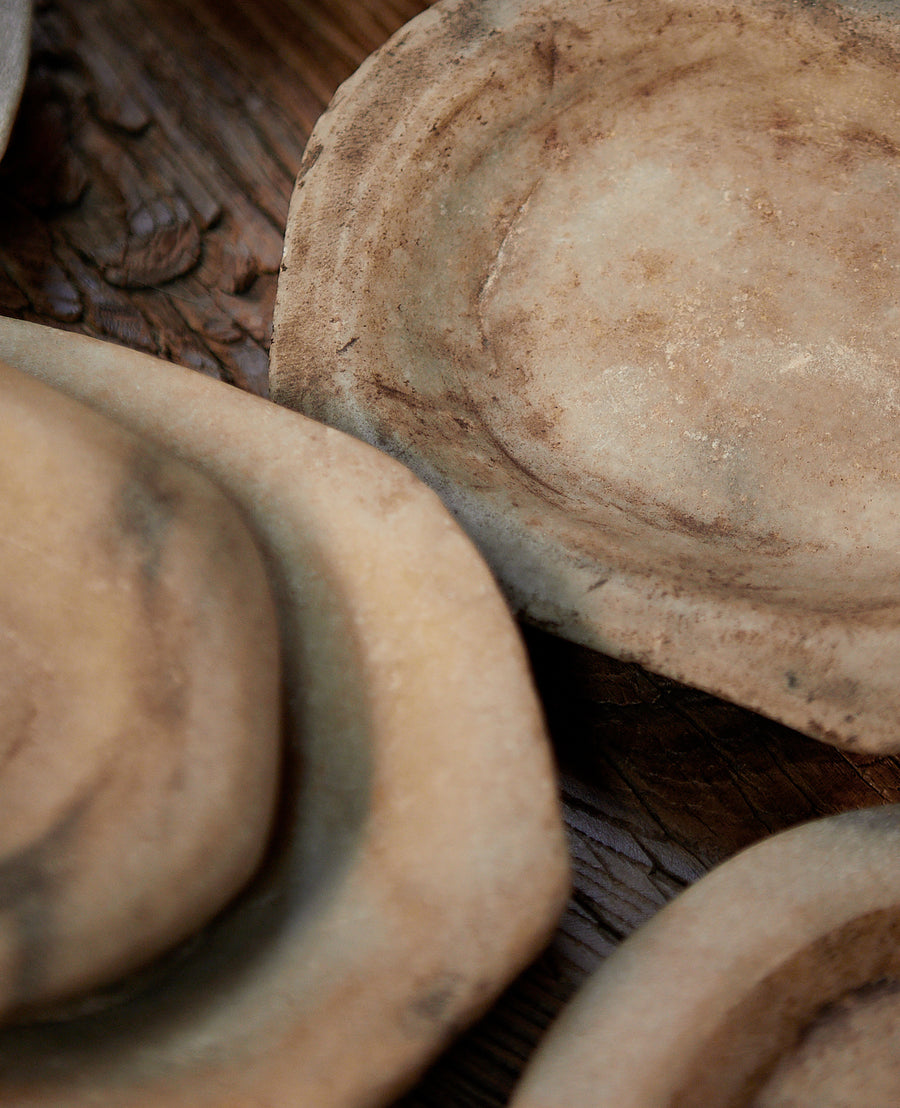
2,1,899,1104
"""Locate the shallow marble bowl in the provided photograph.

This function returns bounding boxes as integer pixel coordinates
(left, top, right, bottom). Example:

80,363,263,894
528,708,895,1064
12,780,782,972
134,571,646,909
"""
0,0,30,158
511,806,900,1108
270,0,900,753
0,318,569,1108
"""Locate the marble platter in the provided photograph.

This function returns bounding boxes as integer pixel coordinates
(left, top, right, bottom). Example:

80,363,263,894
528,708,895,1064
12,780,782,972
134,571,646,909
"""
270,0,900,753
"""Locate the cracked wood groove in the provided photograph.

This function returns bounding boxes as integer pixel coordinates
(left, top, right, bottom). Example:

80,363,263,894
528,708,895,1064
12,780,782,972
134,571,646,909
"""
1,1,899,1105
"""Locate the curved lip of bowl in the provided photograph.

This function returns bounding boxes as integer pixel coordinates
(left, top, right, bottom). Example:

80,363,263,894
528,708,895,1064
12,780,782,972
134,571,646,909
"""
0,0,31,160
510,804,900,1108
269,0,900,754
0,317,570,1108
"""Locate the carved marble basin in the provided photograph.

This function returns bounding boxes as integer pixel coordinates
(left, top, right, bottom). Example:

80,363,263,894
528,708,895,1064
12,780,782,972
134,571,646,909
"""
0,318,569,1108
511,806,900,1108
270,0,900,753
0,0,29,158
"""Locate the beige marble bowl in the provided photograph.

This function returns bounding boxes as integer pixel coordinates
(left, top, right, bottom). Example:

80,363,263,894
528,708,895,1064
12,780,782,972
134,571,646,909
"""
0,0,30,159
511,805,900,1108
0,318,569,1108
270,0,900,753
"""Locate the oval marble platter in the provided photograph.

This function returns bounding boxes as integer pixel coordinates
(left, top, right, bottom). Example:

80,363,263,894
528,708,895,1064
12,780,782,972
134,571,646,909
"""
270,0,900,754
0,0,30,159
0,318,570,1108
510,805,900,1108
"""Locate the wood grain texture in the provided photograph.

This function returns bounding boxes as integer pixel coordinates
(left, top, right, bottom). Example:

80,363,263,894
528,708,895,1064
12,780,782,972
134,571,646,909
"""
1,1,899,1104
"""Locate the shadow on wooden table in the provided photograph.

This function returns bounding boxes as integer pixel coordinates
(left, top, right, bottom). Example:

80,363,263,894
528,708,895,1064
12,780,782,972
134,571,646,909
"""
396,624,900,1106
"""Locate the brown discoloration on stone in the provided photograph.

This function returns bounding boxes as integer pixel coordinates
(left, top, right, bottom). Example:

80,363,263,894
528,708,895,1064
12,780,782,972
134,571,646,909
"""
840,122,900,160
632,55,718,100
115,451,180,588
532,32,559,88
403,973,467,1032
674,906,900,1106
757,977,900,1106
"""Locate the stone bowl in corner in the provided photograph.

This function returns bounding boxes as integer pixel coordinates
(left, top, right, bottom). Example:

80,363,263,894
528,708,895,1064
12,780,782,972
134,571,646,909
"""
511,806,900,1108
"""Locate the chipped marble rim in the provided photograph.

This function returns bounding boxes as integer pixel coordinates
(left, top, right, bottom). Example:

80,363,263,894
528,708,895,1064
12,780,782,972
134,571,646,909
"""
0,0,30,159
0,318,570,1108
511,805,900,1108
270,0,900,754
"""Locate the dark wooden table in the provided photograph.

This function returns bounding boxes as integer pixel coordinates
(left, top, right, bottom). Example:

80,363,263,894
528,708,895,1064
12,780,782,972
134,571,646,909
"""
3,1,899,1103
